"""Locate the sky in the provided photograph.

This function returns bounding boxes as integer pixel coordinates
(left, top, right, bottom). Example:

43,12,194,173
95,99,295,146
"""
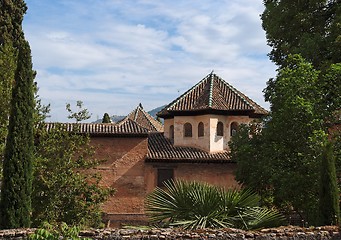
23,0,277,122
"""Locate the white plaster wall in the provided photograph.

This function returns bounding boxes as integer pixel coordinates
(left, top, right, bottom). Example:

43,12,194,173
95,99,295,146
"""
173,115,211,152
163,114,254,153
163,118,174,139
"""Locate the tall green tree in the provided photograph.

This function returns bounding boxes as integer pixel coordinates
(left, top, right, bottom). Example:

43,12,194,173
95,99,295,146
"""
264,55,328,224
231,55,328,224
318,142,340,225
258,0,341,225
261,0,341,69
0,40,35,228
0,43,16,166
102,113,111,123
0,0,27,47
0,0,28,174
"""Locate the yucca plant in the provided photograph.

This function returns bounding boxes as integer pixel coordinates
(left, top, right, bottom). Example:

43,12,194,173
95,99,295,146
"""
145,180,285,230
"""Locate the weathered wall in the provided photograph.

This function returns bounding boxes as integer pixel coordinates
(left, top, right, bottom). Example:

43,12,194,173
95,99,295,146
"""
176,163,238,188
89,137,148,215
145,162,239,190
88,136,239,227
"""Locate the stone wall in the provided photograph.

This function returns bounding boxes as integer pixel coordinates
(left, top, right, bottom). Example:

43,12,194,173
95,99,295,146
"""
1,226,340,239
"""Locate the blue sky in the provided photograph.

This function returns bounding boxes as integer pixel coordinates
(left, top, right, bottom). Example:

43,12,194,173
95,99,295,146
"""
23,0,277,122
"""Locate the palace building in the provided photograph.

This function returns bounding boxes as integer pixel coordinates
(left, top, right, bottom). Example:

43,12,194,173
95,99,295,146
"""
47,72,268,226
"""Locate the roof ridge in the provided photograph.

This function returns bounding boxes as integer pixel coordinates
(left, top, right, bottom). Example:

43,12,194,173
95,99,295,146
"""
139,105,163,131
208,72,214,108
121,104,164,132
118,104,141,126
215,74,254,109
166,73,211,111
134,104,142,121
157,72,268,117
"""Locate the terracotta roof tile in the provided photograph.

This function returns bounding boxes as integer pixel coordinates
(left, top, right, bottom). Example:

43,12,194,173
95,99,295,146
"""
118,103,164,132
158,72,268,117
146,133,232,163
43,119,149,136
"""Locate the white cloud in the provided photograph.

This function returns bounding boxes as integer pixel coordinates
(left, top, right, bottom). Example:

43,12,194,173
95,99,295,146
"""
24,0,276,122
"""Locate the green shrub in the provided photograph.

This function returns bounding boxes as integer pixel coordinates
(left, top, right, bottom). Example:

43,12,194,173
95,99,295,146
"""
146,180,286,230
29,222,90,240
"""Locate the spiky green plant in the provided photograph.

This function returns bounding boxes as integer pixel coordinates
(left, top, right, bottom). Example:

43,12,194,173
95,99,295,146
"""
145,180,285,230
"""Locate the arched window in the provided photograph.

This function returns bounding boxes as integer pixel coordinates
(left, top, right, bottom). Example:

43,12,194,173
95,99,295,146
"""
169,125,174,139
230,122,239,136
217,121,224,136
184,122,192,137
198,122,204,137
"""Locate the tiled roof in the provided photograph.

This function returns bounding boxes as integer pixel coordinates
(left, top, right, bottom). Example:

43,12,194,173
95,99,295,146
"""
146,133,232,163
43,119,149,137
158,72,268,117
118,103,163,132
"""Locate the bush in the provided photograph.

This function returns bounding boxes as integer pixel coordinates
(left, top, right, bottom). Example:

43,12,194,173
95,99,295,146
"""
145,180,286,230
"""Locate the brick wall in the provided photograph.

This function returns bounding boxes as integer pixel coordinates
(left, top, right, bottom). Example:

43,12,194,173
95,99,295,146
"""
145,162,238,190
88,136,239,227
89,137,148,216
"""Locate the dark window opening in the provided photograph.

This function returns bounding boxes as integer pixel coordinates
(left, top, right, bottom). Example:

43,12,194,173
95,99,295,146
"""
198,122,204,137
230,122,239,136
217,121,224,136
169,125,174,139
184,122,192,137
157,168,174,188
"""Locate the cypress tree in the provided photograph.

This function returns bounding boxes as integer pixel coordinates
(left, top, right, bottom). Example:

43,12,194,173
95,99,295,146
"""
102,113,111,123
318,142,340,226
0,40,35,229
0,0,28,173
0,0,27,47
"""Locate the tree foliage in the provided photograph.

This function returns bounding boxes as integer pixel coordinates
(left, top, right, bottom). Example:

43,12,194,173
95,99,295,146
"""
261,0,341,69
32,124,115,227
242,0,341,225
66,101,92,123
0,0,29,175
263,56,325,222
0,42,16,165
229,123,274,205
231,55,333,224
0,40,35,228
0,0,27,46
318,142,340,225
146,180,285,230
102,113,111,123
317,63,341,121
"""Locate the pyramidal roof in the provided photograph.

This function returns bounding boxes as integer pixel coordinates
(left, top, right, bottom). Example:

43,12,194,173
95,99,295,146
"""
118,103,164,132
158,72,268,118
